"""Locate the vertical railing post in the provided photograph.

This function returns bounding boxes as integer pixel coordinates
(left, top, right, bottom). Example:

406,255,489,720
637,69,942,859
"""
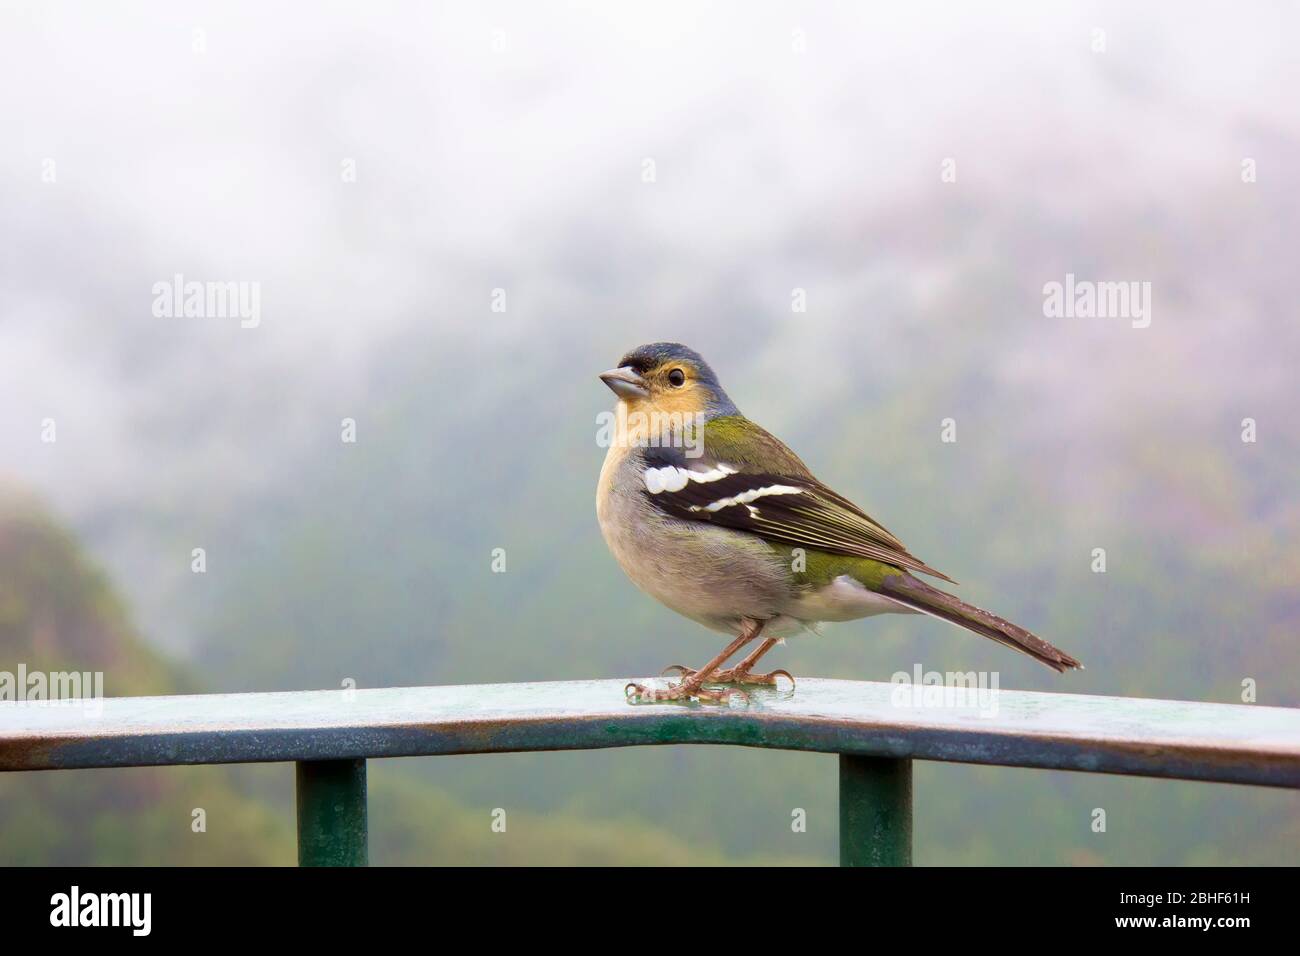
839,754,912,866
296,759,368,866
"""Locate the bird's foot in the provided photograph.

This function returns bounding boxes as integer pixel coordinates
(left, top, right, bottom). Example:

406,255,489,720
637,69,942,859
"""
660,663,796,689
625,676,748,705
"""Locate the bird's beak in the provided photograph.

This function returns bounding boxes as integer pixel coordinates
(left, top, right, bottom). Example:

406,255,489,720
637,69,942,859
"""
599,366,649,400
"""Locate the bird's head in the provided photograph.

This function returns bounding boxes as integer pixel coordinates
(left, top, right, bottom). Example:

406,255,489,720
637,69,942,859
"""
599,343,738,419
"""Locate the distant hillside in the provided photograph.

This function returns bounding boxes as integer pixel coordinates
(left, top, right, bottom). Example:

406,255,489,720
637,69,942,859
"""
0,486,819,865
0,485,294,864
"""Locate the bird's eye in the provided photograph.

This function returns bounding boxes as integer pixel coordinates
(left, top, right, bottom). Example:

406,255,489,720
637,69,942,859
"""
667,368,686,387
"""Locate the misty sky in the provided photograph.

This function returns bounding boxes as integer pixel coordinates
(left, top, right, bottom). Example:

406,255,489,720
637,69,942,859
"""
3,1,1297,651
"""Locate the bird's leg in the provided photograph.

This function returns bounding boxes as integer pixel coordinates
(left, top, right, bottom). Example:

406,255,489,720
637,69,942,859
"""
713,637,793,686
663,636,793,687
627,620,763,704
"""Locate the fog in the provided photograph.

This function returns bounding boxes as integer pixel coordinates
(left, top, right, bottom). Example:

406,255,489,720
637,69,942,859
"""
3,1,1297,652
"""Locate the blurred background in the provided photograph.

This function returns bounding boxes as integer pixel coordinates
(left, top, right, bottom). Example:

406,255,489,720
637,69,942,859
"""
1,1,1297,864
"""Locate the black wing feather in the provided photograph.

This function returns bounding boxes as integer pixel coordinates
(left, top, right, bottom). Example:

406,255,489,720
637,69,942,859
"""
639,446,954,582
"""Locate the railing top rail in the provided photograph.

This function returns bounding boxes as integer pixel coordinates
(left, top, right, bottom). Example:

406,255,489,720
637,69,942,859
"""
2,678,1297,787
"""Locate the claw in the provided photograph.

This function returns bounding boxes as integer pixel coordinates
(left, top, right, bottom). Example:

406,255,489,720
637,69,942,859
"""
727,668,795,688
721,685,751,705
624,678,750,706
768,669,796,690
692,683,750,705
659,664,692,679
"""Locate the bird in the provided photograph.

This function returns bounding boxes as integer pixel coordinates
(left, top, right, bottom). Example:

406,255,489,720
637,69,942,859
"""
596,342,1082,703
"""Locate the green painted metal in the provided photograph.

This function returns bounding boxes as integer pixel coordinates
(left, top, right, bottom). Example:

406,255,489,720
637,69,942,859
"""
4,679,1299,788
5,676,1294,790
3,679,1300,866
839,755,912,866
296,759,368,866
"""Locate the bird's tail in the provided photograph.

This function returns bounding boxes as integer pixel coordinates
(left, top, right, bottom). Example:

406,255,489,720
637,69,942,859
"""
879,573,1082,673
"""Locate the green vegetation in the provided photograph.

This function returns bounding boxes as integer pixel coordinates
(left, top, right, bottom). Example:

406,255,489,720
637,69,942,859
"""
2,317,1296,866
0,489,819,865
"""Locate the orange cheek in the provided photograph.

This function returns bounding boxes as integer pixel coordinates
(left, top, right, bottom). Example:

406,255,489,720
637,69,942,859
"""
648,384,708,417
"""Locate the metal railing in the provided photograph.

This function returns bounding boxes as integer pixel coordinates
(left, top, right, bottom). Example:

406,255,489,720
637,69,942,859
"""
2,677,1298,865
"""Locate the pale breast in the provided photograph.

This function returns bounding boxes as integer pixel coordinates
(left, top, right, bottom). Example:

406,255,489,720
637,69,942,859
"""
597,442,790,634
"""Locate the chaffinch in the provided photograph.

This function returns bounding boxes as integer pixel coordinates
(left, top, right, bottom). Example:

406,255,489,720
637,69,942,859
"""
596,342,1081,703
